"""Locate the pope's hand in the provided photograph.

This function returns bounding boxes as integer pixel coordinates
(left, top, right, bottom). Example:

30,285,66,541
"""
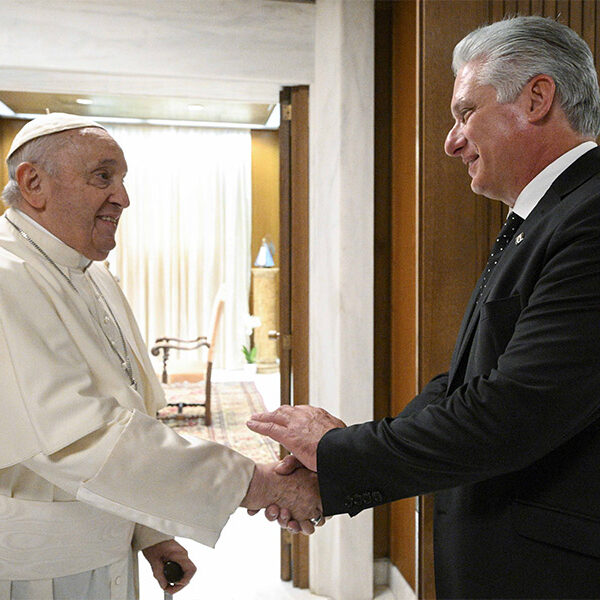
240,461,322,531
247,405,346,471
142,539,196,594
246,456,327,535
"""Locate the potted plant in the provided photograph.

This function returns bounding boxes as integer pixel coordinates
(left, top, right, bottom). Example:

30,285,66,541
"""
242,344,258,378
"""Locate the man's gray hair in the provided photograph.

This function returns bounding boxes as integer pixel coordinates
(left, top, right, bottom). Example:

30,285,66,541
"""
452,15,600,138
3,132,64,208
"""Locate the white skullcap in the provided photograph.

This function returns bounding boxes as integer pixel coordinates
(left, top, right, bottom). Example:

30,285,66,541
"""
6,112,106,160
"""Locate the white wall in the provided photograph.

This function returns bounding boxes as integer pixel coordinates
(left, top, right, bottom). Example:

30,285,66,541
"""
309,1,375,598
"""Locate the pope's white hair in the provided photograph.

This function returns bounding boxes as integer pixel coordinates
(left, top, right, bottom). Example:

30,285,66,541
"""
2,127,98,208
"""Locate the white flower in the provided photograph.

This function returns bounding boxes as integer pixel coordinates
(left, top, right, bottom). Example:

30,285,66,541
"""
245,314,262,335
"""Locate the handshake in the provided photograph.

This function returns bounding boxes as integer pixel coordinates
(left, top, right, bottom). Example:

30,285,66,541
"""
240,405,346,535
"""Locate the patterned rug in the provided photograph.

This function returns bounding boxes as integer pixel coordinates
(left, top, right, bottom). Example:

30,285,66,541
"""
157,380,279,463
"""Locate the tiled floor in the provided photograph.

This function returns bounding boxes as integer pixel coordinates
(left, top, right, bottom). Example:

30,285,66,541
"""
139,371,395,599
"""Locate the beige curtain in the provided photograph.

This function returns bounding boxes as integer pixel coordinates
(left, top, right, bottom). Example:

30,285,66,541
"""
106,123,252,370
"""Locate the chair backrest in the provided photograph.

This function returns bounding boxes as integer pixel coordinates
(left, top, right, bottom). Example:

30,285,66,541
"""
207,295,225,364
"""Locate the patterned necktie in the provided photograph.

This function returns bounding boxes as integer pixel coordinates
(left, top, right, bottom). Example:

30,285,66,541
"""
477,212,524,302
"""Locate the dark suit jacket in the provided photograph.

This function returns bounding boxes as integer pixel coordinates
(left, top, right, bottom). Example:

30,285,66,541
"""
318,147,600,598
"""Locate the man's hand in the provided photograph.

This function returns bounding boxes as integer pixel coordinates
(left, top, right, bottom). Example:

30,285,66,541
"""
262,455,329,534
240,461,322,534
247,405,346,471
247,457,324,534
142,539,196,594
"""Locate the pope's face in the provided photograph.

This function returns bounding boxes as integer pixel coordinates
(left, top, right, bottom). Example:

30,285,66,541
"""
43,128,129,261
444,62,530,205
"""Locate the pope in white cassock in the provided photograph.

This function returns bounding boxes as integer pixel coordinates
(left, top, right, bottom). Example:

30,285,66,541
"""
0,113,321,599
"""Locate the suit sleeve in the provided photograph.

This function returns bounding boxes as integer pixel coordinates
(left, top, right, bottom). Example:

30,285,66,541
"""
396,372,449,418
318,194,600,517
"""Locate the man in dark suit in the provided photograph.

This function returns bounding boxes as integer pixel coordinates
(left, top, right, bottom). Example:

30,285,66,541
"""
248,15,600,599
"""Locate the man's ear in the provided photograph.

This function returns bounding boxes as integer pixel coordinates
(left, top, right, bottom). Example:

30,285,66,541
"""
15,162,47,209
525,74,556,124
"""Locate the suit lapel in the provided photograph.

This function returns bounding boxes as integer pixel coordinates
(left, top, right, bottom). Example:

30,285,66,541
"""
447,147,600,393
447,286,481,391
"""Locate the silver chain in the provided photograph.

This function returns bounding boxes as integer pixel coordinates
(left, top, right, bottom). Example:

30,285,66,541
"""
5,215,137,390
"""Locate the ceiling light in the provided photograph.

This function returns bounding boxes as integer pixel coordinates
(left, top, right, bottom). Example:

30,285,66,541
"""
6,112,270,130
76,98,93,105
146,118,260,129
91,116,145,125
188,104,205,111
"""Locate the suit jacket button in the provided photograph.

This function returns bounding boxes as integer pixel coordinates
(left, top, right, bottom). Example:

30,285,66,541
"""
372,491,383,503
363,492,372,504
344,496,353,509
353,493,363,506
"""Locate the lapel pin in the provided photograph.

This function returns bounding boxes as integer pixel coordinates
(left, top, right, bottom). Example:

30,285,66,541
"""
515,232,524,245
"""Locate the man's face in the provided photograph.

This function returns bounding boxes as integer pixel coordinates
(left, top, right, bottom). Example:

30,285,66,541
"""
444,62,530,205
43,128,129,261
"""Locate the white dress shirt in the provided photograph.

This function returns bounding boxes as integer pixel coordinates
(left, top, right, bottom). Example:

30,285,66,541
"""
512,141,597,219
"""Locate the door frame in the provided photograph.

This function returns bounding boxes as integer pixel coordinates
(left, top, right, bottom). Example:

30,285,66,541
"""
278,84,310,588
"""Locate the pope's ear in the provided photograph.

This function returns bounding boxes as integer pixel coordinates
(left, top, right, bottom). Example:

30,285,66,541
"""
15,162,47,209
526,74,556,123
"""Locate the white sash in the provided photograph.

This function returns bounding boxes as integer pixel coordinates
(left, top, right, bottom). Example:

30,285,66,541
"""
0,495,133,580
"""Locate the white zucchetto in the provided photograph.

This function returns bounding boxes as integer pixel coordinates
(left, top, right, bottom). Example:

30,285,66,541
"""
7,112,106,160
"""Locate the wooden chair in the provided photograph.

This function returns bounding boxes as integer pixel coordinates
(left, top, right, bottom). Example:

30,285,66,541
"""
151,296,224,426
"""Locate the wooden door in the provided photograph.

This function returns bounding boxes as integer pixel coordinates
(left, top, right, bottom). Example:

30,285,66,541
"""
0,119,23,217
376,1,600,597
278,85,310,588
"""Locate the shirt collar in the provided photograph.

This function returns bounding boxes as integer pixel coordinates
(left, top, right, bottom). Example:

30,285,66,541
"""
512,141,598,220
7,208,92,271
